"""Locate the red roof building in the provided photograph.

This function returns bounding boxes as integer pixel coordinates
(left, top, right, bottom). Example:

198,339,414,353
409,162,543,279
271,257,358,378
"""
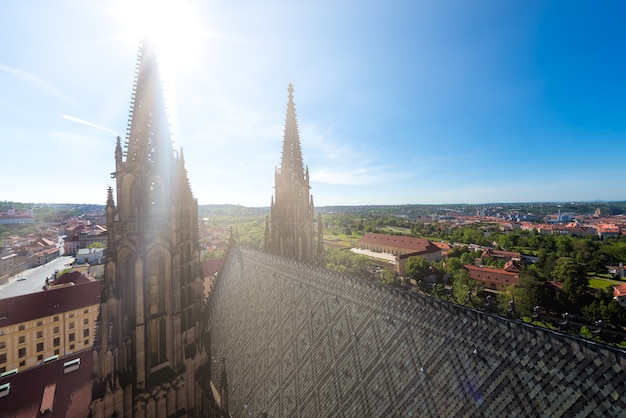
358,233,442,275
358,233,441,256
464,264,519,291
481,248,521,261
613,284,626,308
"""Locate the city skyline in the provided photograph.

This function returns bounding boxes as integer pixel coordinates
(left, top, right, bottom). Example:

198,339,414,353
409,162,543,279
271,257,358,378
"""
1,0,625,207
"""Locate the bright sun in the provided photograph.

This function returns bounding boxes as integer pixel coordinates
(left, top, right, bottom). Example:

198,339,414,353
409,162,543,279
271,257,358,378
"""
111,0,207,78
109,0,208,137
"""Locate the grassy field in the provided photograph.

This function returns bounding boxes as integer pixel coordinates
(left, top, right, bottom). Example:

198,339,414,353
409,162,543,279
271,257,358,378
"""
587,276,623,290
323,232,362,248
378,226,412,235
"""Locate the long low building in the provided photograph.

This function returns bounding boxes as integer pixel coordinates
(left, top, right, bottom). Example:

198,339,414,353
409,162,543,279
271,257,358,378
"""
357,232,442,274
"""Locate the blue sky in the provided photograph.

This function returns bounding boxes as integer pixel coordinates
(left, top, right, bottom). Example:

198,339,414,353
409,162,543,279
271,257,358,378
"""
1,0,625,207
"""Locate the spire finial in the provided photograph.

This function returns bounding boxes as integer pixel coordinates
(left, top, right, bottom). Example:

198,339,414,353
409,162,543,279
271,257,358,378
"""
288,83,294,99
106,187,115,208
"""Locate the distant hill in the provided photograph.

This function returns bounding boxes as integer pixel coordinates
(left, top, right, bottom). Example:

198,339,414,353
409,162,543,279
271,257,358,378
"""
4,200,626,220
199,204,269,218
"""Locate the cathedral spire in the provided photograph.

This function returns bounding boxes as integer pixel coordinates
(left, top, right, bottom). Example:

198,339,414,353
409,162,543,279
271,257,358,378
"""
92,39,211,417
106,186,115,209
124,39,173,171
280,83,305,185
267,84,321,263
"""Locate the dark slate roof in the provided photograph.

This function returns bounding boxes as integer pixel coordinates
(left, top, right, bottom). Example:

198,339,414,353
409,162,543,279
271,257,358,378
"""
0,280,101,327
202,258,223,279
0,350,92,418
208,245,626,417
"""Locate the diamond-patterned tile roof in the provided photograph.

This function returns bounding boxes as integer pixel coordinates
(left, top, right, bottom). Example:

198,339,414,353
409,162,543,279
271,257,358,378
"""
207,246,626,417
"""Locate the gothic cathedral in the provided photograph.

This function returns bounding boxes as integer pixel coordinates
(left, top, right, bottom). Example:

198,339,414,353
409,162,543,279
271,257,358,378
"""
265,84,324,263
90,41,215,417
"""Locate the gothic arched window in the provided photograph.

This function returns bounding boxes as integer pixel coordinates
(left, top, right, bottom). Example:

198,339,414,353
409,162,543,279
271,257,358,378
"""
148,253,167,367
149,256,166,315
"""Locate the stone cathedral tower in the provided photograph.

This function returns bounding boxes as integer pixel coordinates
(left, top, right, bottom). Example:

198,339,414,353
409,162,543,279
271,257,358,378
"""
266,84,323,263
90,41,211,418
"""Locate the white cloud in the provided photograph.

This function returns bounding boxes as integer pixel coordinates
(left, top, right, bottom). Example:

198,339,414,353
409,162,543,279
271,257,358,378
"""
60,114,119,136
0,62,75,104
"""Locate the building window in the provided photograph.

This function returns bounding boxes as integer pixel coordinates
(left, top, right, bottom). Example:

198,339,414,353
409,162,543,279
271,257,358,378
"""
54,326,59,334
37,331,43,339
36,342,44,352
54,349,59,355
38,354,43,361
150,317,167,367
84,340,89,346
69,313,74,318
83,318,89,325
54,316,59,322
18,336,25,344
18,325,25,331
69,333,75,342
83,309,89,314
19,360,25,367
69,322,75,329
0,353,6,364
18,348,26,358
83,329,90,338
69,344,75,350
53,337,60,347
0,341,5,350
149,257,166,315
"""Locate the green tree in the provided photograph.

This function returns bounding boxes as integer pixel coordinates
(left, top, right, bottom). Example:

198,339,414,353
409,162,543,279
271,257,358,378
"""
460,251,476,266
447,246,468,258
513,271,555,315
552,257,589,311
324,248,376,279
405,256,430,281
381,269,397,285
445,257,464,275
555,236,573,257
581,287,626,328
451,269,479,305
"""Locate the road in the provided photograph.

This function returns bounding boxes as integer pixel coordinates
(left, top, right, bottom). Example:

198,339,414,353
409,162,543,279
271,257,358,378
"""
0,255,75,300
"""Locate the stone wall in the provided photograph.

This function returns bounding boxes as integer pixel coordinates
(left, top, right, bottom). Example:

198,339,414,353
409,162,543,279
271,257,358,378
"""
207,245,626,417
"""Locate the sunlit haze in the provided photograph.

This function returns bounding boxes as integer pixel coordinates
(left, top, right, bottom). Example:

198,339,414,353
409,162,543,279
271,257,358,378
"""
1,0,625,206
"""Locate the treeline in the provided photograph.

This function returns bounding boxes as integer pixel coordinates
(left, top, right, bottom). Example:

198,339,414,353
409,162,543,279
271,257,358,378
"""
319,201,626,218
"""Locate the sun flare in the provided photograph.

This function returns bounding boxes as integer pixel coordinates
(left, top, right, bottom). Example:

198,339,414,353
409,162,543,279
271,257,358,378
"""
113,0,206,63
109,0,208,138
